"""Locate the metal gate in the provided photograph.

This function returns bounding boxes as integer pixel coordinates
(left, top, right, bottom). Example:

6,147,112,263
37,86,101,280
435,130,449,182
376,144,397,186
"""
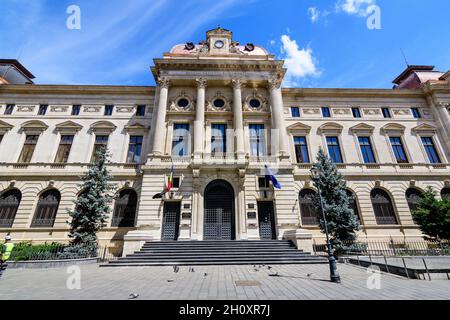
258,201,276,240
161,202,181,241
203,180,235,240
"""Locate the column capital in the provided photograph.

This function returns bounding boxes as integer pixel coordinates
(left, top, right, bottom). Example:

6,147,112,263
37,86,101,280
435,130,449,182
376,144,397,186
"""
196,78,208,89
438,102,450,108
157,77,170,89
231,79,245,90
267,76,283,90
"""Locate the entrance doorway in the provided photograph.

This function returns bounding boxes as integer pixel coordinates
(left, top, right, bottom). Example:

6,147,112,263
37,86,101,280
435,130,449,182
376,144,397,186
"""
203,180,235,240
257,201,276,240
161,202,181,241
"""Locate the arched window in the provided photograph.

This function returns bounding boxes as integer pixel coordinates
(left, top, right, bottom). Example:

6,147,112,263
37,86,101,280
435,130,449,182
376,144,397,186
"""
112,189,138,227
441,188,450,201
406,188,423,213
0,189,22,228
371,189,398,225
346,189,361,222
31,189,61,227
299,189,319,226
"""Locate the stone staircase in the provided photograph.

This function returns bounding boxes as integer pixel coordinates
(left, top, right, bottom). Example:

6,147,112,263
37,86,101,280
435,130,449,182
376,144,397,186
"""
102,240,327,267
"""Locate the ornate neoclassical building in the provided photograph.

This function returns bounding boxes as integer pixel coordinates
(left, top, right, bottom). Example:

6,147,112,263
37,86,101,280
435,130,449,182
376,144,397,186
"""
0,28,449,255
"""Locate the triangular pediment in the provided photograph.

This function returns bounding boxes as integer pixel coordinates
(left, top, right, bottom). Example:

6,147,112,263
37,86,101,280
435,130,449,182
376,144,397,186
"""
382,123,406,132
55,121,83,132
412,123,437,133
287,122,312,132
20,120,48,132
124,123,150,131
350,123,375,132
318,122,343,133
90,121,117,132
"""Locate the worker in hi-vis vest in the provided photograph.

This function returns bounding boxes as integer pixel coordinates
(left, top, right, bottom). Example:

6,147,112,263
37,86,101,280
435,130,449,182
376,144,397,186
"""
0,235,14,278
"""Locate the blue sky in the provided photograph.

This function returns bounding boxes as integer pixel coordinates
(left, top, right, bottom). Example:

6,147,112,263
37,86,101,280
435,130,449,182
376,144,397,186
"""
1,0,449,88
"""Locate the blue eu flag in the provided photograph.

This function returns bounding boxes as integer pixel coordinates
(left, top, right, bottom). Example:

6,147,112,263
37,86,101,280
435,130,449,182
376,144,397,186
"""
264,165,282,189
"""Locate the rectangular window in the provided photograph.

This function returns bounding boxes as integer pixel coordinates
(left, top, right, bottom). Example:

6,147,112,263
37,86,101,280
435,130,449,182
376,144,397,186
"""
322,107,331,118
389,137,408,163
326,136,343,163
249,124,266,157
136,105,146,116
352,107,361,118
211,123,227,155
18,135,39,163
172,177,180,189
4,104,14,115
104,105,114,116
172,123,190,157
38,105,48,115
421,137,441,164
55,135,74,163
382,108,391,118
291,107,300,118
411,107,421,119
358,136,376,163
91,135,109,163
127,135,143,163
294,136,310,163
258,177,270,189
72,105,81,116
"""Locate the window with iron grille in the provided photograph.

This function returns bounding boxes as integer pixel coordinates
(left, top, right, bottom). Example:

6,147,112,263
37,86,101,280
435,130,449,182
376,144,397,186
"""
299,189,320,225
111,189,137,227
18,135,39,163
127,136,143,163
406,188,423,213
54,135,74,163
31,189,60,228
371,189,398,225
0,189,21,228
91,135,109,163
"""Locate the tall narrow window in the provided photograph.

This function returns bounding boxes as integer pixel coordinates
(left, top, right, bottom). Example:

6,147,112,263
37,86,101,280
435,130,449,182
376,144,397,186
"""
411,108,421,119
0,189,21,228
322,107,331,118
211,123,227,155
55,135,74,163
18,135,39,163
291,107,300,118
127,136,143,163
382,108,391,118
31,189,60,227
111,189,138,227
104,105,114,116
172,123,190,157
294,136,310,163
421,137,441,164
91,135,109,163
326,136,343,163
358,136,376,163
249,124,266,157
71,105,81,116
389,137,408,163
136,105,146,116
352,107,362,118
371,189,398,225
38,105,48,115
4,104,14,115
299,189,319,225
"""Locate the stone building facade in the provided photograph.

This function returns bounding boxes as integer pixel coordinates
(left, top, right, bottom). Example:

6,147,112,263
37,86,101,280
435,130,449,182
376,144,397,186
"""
1,28,449,254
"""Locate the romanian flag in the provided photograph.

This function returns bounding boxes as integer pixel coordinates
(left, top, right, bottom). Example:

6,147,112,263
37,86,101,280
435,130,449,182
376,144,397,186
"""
167,164,174,192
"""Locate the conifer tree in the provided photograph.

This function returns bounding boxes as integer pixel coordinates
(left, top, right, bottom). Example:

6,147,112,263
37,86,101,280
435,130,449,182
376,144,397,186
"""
311,148,360,249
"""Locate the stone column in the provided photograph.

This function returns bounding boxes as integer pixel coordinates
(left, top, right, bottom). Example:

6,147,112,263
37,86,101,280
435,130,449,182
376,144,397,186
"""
232,79,245,159
194,78,207,160
151,78,170,155
268,78,289,158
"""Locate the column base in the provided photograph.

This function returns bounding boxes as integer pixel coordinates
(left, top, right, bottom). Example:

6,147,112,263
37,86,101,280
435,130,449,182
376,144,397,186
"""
282,229,314,253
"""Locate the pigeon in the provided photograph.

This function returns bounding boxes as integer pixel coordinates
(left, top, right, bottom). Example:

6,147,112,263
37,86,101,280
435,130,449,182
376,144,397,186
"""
189,267,195,273
128,293,139,299
267,266,272,270
173,265,180,273
167,279,174,282
254,268,259,272
307,273,312,277
269,272,280,277
204,273,208,277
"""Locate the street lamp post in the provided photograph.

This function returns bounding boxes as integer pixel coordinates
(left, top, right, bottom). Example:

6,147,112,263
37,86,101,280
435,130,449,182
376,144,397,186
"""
310,167,341,283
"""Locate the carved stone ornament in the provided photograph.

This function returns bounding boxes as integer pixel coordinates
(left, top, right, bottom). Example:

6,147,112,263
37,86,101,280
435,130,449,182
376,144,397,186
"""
243,90,268,112
303,108,321,115
83,105,102,113
231,78,244,90
363,108,381,115
17,105,35,112
267,76,283,90
207,91,231,112
49,105,70,113
196,78,207,89
168,91,194,112
116,106,135,113
333,108,351,115
157,77,170,89
392,109,410,116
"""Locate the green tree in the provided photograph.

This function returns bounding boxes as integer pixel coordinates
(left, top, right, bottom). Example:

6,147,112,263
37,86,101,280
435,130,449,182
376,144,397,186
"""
411,187,450,240
311,148,360,249
60,148,115,258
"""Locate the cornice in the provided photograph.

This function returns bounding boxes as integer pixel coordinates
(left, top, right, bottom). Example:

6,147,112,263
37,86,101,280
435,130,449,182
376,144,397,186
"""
282,88,425,99
0,84,155,96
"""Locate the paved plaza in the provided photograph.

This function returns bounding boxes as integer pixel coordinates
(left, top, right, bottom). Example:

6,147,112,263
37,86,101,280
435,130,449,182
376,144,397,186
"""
1,263,450,300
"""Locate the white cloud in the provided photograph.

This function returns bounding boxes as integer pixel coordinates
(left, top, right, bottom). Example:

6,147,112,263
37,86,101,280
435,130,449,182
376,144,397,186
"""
308,7,321,23
280,35,320,87
336,0,376,17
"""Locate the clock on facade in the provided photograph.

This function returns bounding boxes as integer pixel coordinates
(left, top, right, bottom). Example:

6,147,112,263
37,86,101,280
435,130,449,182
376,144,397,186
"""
214,40,225,49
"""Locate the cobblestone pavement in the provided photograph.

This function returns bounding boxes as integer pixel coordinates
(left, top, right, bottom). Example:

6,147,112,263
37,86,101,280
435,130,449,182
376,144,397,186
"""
1,263,449,300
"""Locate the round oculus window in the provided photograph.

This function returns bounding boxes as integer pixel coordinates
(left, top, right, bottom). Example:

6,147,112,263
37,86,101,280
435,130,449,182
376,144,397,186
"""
213,99,226,109
249,99,261,109
214,40,224,49
177,98,190,108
